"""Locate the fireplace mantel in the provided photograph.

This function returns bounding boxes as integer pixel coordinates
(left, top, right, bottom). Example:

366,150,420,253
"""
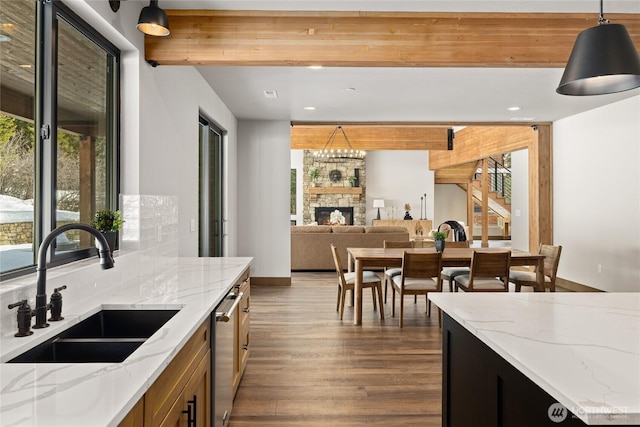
309,187,362,202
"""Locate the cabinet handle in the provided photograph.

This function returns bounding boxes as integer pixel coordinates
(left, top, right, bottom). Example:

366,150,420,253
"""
243,307,250,313
182,396,196,427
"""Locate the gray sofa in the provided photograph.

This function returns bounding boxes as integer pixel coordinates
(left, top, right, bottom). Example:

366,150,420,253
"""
291,225,409,271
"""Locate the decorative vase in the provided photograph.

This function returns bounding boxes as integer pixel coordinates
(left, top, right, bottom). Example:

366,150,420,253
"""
435,240,445,253
403,212,413,220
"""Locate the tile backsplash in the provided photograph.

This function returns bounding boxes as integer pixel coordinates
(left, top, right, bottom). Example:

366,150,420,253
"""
0,195,179,337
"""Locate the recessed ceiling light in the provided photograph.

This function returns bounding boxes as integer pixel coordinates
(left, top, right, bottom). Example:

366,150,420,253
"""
346,87,356,92
18,64,32,68
263,90,278,99
507,106,521,111
303,106,316,110
308,65,323,70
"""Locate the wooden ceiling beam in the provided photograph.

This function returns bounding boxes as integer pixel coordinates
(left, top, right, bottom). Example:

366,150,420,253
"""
291,125,450,150
429,125,537,169
145,11,640,67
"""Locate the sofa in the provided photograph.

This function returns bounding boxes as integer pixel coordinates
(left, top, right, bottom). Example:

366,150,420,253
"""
291,225,410,271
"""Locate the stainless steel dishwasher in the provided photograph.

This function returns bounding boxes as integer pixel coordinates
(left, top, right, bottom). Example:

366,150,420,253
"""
213,289,243,427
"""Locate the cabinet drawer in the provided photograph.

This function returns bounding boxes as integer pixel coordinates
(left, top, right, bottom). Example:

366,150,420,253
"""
146,321,210,426
159,349,211,427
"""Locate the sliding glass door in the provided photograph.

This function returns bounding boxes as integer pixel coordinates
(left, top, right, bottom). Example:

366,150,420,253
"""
198,116,223,257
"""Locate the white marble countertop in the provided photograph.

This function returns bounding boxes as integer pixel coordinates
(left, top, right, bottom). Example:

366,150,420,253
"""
428,292,640,425
0,256,252,427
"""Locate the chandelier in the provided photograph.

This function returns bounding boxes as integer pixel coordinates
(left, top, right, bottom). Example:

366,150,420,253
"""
312,126,366,162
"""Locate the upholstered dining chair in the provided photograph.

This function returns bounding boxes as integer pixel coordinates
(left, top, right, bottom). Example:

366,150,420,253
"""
439,240,471,292
391,251,443,328
383,240,414,303
330,244,384,321
509,244,562,292
454,250,511,292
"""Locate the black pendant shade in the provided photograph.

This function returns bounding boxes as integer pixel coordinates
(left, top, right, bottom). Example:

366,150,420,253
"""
557,23,640,96
137,0,170,37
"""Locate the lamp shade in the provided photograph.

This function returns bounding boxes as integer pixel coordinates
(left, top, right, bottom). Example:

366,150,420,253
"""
373,199,385,208
137,0,170,37
557,23,640,95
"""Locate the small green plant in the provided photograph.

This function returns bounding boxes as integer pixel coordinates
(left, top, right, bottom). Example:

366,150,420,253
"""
90,210,124,233
347,176,357,184
432,231,447,241
308,168,319,181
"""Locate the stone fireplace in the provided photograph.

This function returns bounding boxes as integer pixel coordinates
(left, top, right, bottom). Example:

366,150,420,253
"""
315,207,354,225
302,151,366,225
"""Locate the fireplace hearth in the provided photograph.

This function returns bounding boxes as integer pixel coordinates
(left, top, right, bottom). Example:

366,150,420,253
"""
315,207,354,225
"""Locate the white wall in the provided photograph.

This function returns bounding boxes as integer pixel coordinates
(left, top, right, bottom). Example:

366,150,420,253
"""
237,121,291,278
365,151,434,224
510,149,529,251
135,65,238,256
433,185,468,230
553,95,640,292
69,1,239,257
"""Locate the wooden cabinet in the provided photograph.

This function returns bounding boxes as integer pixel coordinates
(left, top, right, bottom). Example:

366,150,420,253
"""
158,350,211,427
233,269,251,397
119,320,211,427
118,398,144,427
146,321,210,426
372,219,433,239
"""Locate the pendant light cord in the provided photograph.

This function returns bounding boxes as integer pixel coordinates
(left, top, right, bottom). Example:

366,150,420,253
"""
598,0,609,25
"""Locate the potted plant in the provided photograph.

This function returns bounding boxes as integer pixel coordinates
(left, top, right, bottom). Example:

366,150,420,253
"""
308,168,320,186
90,209,124,254
347,176,357,187
432,231,447,252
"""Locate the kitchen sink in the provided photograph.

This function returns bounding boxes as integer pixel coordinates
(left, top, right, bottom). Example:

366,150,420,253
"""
8,309,180,363
61,309,180,339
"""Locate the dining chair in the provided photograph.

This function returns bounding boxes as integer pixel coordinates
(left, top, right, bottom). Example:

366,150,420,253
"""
509,244,562,292
454,250,511,292
383,240,414,304
439,240,470,292
391,251,443,328
444,241,470,248
330,244,384,321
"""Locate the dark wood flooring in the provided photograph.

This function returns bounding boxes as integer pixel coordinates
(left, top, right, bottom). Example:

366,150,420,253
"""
230,272,443,427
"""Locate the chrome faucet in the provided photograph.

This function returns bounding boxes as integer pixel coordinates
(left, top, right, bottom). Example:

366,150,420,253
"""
32,223,115,329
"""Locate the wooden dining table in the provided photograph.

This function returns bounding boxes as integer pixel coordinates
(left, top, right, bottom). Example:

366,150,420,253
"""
346,247,546,326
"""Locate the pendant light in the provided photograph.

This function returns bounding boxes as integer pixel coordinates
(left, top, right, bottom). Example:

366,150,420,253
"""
556,0,640,96
312,126,366,162
137,0,170,37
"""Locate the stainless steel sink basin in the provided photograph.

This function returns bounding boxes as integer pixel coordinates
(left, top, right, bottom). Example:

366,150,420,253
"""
8,309,180,363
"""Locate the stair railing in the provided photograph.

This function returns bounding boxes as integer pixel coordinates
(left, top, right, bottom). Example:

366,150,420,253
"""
474,156,511,204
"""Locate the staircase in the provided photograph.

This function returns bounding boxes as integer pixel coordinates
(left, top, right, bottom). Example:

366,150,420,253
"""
466,155,512,222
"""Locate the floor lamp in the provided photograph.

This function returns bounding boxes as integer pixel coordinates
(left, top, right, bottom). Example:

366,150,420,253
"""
373,199,385,220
